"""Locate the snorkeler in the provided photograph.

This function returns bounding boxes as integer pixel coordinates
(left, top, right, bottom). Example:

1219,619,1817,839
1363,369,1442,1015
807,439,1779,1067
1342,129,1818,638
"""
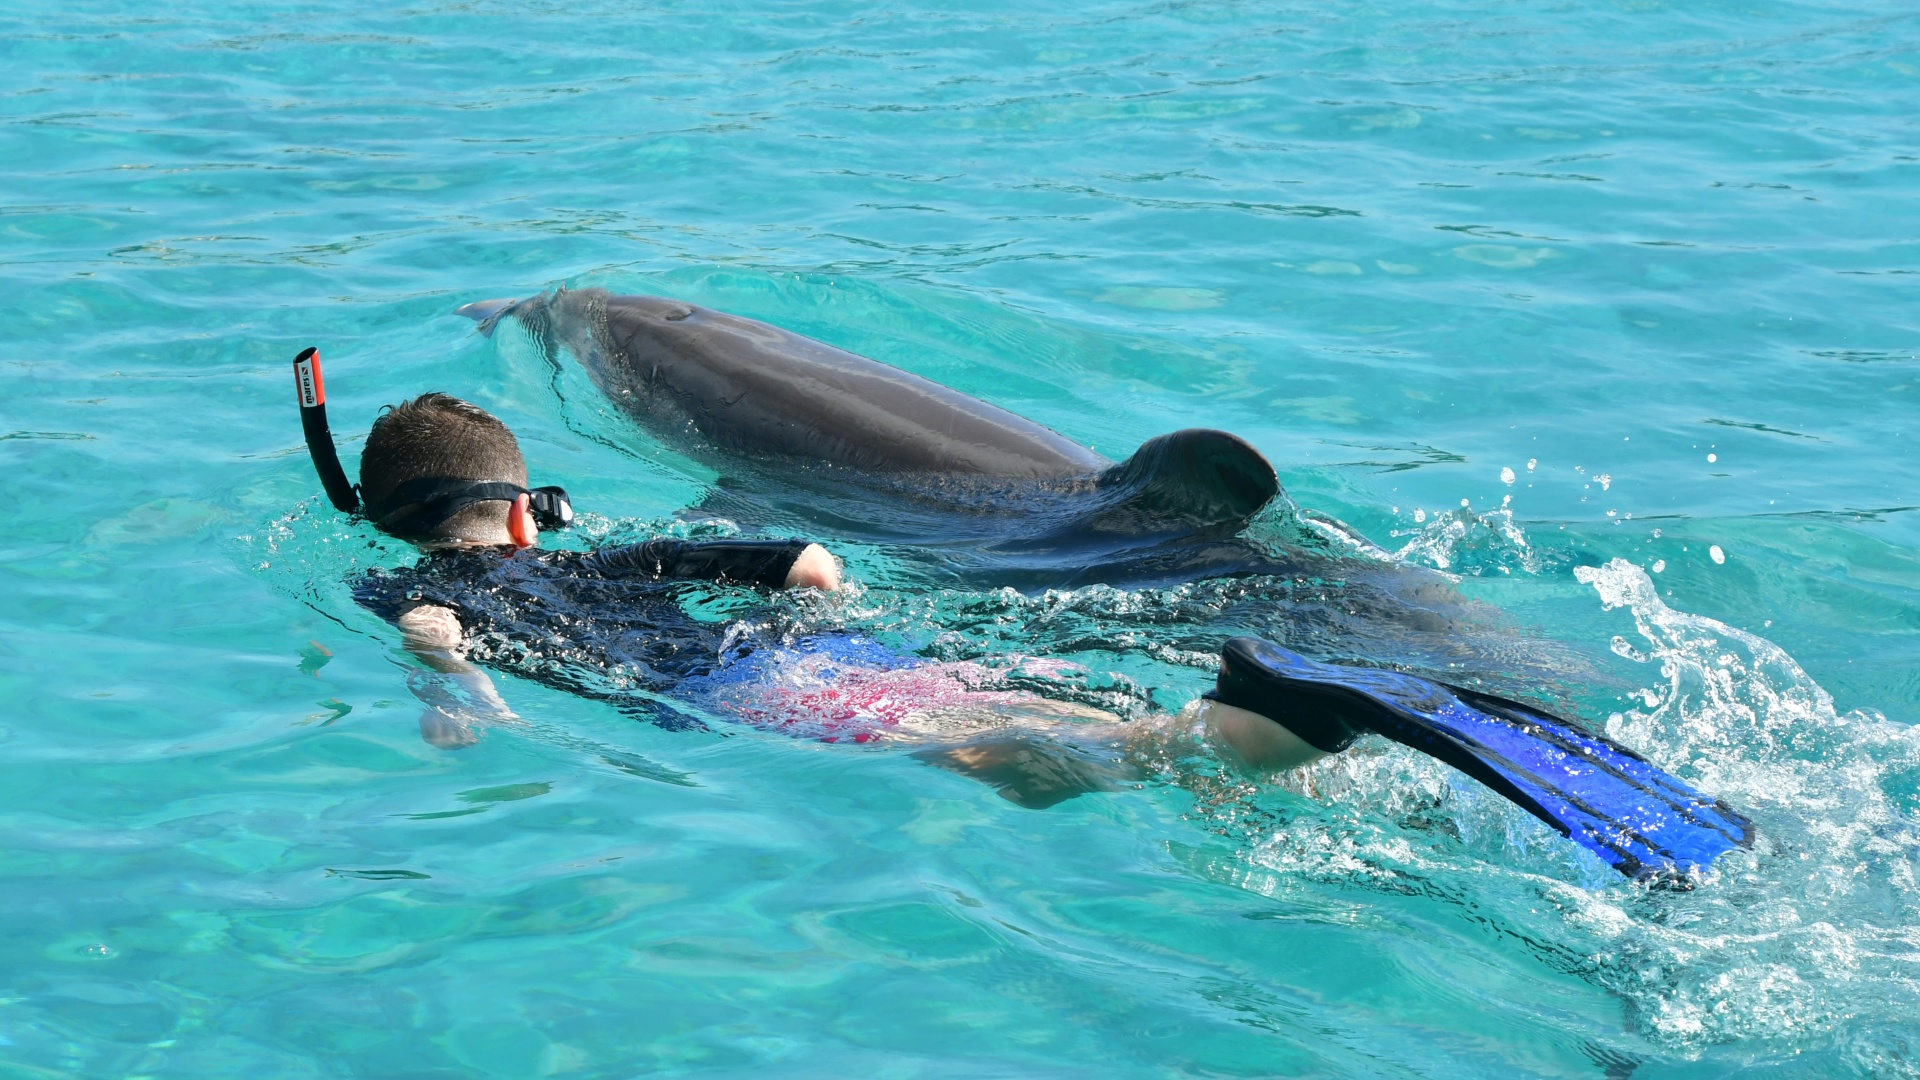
293,347,836,745
295,348,1753,883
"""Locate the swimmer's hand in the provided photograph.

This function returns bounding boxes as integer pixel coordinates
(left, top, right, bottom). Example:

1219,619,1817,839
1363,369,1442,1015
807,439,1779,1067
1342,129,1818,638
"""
395,603,517,749
398,604,464,651
783,543,841,591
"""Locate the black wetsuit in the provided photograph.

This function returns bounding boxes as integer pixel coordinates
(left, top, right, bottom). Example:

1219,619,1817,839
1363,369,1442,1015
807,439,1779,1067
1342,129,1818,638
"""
355,537,810,729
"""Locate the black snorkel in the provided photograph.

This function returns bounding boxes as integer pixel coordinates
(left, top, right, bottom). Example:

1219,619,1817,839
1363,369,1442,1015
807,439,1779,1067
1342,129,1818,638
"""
294,347,360,514
292,346,574,539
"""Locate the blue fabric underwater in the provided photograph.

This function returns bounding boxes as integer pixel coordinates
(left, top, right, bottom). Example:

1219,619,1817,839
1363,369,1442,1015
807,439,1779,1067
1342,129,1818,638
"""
5,0,1920,1076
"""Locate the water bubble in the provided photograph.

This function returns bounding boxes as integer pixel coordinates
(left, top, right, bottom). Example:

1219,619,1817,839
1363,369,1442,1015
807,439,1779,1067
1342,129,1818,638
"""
1710,545,1726,565
1652,559,1666,573
1500,466,1516,484
1414,509,1427,523
1609,635,1648,662
1596,473,1612,491
1526,458,1537,471
1707,453,1718,464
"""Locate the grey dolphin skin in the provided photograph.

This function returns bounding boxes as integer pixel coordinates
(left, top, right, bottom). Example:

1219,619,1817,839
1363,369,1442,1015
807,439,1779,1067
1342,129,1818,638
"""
475,290,1108,477
459,289,1282,568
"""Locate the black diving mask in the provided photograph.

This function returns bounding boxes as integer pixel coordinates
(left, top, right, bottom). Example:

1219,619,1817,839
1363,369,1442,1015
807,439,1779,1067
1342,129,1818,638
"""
293,346,574,540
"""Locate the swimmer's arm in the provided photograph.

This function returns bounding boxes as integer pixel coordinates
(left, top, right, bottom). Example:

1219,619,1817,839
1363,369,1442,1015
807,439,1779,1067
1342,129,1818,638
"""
396,604,516,749
586,537,840,591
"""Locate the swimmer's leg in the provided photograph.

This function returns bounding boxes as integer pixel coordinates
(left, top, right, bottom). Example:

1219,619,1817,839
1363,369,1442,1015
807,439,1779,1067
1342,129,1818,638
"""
1204,636,1755,882
914,735,1131,809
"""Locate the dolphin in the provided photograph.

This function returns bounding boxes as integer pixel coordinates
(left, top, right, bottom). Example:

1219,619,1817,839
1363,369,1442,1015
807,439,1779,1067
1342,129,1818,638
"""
460,288,1287,585
455,289,1591,710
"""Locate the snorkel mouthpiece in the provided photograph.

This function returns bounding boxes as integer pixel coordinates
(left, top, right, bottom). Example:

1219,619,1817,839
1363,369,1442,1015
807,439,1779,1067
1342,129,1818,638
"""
291,345,575,540
507,492,538,549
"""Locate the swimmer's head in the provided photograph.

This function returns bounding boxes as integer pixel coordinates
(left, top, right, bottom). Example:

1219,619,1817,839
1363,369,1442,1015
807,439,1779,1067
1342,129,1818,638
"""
359,393,537,548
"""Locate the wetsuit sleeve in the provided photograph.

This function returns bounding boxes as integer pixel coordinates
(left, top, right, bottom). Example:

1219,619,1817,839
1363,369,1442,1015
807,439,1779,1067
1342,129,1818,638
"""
584,537,811,588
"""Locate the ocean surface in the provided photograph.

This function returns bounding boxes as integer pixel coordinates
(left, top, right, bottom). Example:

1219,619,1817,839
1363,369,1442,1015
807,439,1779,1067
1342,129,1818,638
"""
4,1,1918,1075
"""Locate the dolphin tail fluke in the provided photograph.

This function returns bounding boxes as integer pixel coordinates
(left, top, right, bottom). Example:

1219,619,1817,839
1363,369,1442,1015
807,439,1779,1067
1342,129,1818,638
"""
1089,429,1279,533
1212,637,1755,883
454,297,526,337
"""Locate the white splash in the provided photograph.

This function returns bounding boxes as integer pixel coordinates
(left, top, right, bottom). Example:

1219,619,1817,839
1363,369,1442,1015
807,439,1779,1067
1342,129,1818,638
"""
1565,559,1920,1050
1230,556,1920,1058
1391,502,1541,575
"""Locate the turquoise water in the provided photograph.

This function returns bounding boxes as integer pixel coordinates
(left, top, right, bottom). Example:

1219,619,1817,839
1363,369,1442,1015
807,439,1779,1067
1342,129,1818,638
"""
5,0,1919,1074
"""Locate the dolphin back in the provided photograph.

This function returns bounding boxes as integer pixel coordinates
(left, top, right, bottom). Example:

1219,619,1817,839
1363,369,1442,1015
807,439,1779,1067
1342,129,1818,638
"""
500,288,1111,477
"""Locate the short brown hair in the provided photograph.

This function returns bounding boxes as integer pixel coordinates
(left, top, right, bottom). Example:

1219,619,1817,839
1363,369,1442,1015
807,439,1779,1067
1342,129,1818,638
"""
359,393,527,541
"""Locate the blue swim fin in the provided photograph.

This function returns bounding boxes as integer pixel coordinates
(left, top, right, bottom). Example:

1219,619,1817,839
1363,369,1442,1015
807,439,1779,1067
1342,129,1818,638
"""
1211,637,1755,883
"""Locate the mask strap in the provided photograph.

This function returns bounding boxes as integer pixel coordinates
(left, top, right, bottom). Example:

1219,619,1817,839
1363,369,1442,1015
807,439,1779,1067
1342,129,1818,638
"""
366,479,574,538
